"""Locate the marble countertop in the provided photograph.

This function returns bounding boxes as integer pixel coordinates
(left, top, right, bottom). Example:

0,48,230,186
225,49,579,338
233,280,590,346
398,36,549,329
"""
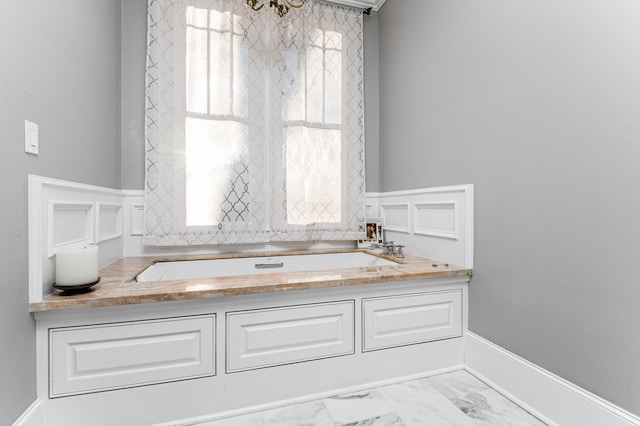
30,249,472,313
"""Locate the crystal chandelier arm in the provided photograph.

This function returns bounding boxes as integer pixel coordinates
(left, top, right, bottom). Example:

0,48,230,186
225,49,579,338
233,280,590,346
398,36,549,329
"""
246,0,304,16
246,0,266,11
285,0,304,8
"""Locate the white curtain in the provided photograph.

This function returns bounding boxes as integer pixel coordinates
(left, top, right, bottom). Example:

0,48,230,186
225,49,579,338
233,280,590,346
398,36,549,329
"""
144,0,365,246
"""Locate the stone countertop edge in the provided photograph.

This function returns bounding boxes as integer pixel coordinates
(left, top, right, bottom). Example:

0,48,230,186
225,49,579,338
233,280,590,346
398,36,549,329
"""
30,249,472,313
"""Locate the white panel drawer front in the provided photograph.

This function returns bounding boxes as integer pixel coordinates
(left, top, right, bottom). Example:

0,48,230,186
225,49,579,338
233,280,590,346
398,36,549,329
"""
227,301,354,372
50,315,215,397
363,290,462,351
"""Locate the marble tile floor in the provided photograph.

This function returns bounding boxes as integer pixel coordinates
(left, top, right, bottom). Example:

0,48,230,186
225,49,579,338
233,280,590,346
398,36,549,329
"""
189,370,547,426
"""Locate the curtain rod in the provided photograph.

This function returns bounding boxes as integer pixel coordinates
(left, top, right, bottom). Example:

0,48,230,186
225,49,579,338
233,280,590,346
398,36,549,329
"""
318,1,373,15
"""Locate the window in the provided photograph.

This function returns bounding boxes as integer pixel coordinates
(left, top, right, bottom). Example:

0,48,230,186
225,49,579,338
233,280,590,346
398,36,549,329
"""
144,0,365,245
184,7,250,227
281,28,343,226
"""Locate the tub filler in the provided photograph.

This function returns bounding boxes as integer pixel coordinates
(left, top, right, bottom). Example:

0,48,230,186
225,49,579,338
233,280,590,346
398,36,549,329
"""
136,251,399,282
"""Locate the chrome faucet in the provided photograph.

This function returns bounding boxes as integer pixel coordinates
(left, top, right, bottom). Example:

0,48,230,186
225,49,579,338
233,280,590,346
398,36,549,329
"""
372,240,406,259
382,241,395,256
384,241,403,257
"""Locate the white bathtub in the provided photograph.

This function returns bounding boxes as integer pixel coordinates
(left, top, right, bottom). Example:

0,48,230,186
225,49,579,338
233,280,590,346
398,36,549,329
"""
136,252,398,282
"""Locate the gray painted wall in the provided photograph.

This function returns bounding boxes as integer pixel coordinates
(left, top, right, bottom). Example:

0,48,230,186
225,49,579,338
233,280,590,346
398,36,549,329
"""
121,0,147,190
0,1,122,423
379,0,640,416
363,12,380,192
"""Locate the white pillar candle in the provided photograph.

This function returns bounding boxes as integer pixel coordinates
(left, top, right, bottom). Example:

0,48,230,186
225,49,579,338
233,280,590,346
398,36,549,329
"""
55,245,99,286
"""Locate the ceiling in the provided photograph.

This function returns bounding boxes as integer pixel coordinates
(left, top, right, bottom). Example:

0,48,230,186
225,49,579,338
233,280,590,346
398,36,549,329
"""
327,0,387,12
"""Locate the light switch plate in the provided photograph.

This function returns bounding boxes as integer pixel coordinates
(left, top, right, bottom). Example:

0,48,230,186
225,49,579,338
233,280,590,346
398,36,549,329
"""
25,120,39,155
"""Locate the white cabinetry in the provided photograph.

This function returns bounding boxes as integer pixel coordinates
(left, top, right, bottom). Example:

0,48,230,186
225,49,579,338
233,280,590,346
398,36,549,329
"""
226,301,354,372
362,290,462,351
36,278,468,425
49,315,215,397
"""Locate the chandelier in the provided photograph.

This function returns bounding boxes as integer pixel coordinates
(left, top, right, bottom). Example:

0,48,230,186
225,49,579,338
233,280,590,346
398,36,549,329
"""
246,0,305,17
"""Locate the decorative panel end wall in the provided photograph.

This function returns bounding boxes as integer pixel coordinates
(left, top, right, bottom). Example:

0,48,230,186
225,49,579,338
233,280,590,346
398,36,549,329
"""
28,175,125,303
381,203,410,233
97,203,123,242
48,202,95,257
366,185,473,268
414,202,459,240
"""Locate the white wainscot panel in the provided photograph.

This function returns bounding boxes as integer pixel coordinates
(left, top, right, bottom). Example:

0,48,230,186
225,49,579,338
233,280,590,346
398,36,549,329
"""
50,315,215,397
48,202,94,257
414,201,459,240
30,176,126,302
381,203,410,233
226,301,354,373
366,185,474,268
130,204,144,236
362,290,462,352
366,203,375,217
97,203,123,242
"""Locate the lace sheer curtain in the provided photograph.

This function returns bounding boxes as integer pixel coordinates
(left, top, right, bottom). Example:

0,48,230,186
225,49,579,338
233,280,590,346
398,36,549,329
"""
144,0,365,246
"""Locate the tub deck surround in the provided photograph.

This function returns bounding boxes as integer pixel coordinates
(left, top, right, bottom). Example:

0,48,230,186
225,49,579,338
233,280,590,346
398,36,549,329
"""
29,249,471,313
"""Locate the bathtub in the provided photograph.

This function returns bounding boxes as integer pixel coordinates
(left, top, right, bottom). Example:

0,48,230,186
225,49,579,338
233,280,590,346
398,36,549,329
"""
136,251,399,282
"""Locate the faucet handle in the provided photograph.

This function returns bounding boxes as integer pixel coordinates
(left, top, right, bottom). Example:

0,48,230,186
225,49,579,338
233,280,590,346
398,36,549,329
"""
394,245,405,258
383,241,395,255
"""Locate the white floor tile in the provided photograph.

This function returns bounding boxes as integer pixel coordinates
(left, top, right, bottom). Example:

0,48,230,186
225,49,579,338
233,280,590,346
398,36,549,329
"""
378,380,477,426
192,412,263,426
322,389,395,424
262,400,334,426
185,370,547,426
472,388,547,426
427,370,546,426
339,413,406,425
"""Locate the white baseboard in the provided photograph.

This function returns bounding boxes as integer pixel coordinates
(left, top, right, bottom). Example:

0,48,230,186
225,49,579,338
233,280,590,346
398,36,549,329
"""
464,331,640,426
12,400,44,426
